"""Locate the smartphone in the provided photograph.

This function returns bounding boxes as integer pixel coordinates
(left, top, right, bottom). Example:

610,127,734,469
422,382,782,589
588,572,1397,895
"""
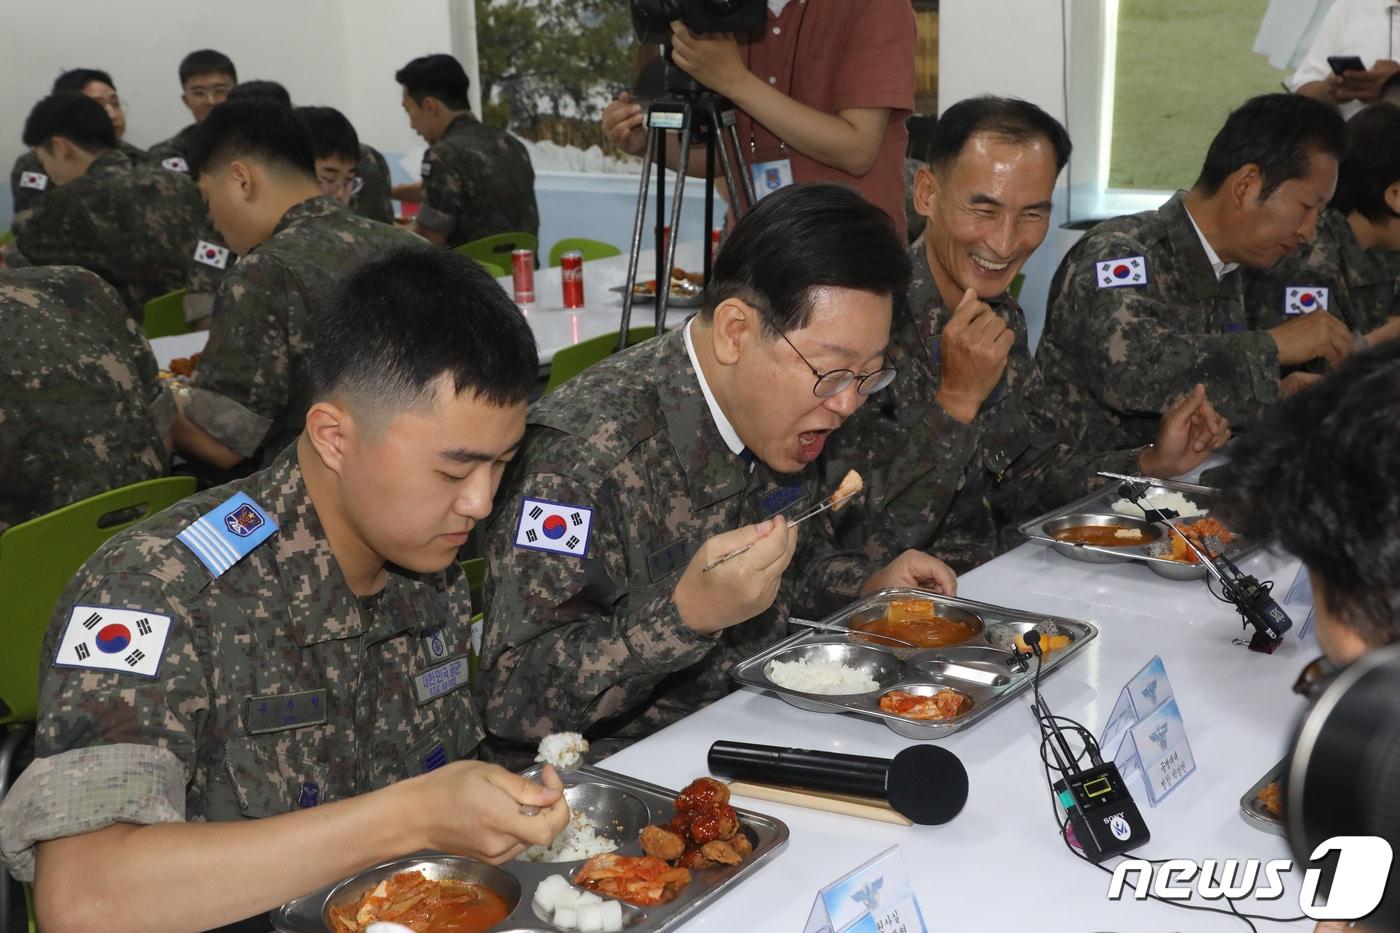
1328,54,1367,75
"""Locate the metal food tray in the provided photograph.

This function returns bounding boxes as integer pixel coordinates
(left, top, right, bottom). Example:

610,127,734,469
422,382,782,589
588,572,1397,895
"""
609,283,704,308
730,588,1097,740
1016,477,1257,580
270,763,788,932
1240,758,1286,836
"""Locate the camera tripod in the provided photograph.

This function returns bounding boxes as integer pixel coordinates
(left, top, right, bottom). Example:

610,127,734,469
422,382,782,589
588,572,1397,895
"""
617,80,757,350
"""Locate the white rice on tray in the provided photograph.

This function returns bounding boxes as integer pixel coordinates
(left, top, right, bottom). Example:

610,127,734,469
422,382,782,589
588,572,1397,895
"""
1110,490,1205,519
520,810,618,862
766,657,879,694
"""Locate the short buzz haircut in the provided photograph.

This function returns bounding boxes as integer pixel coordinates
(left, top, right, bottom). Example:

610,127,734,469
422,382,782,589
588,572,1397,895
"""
1331,101,1400,223
700,182,911,338
926,95,1072,174
1216,340,1400,649
189,98,316,181
396,54,471,111
179,49,237,87
310,246,538,424
52,68,115,94
1195,93,1346,201
296,106,360,163
228,80,292,106
22,93,116,152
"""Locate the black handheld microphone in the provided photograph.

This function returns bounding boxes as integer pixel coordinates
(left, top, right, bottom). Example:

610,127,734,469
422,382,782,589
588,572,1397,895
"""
707,741,968,825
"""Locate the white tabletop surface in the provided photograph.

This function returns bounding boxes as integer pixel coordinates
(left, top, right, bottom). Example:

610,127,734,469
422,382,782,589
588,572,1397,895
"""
148,242,704,371
597,539,1317,931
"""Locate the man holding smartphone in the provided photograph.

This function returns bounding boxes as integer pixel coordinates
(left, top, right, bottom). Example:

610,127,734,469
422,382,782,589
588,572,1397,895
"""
1289,0,1400,117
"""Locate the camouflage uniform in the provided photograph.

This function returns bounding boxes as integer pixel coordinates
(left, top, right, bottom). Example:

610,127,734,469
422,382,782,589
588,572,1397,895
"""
825,243,1139,573
0,444,479,882
479,327,871,756
1244,208,1398,336
418,113,538,247
8,140,148,218
186,196,421,466
352,143,395,224
183,218,235,324
1033,191,1282,456
0,266,172,532
11,148,204,315
145,122,201,174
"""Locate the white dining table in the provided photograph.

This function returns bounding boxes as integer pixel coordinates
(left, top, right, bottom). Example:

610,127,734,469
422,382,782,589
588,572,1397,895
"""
596,536,1318,931
148,242,706,372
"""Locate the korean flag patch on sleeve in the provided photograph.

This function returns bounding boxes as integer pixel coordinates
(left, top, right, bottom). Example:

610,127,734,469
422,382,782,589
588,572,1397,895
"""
193,240,230,269
19,171,48,191
54,606,171,677
1095,256,1148,288
514,496,593,558
160,156,189,173
1285,286,1328,316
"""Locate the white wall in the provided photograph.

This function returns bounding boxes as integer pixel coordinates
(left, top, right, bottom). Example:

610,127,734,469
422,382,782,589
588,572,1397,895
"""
938,0,1090,350
0,0,458,227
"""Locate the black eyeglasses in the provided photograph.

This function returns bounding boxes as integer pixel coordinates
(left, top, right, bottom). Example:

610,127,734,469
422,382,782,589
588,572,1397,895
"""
778,331,896,398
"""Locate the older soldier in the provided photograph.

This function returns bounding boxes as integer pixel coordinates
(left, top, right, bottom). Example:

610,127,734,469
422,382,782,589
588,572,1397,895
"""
8,68,146,221
170,98,421,471
0,247,568,932
825,97,1231,572
480,183,957,758
0,266,170,532
1035,94,1350,458
14,94,203,316
1245,101,1400,354
146,49,237,174
395,54,539,247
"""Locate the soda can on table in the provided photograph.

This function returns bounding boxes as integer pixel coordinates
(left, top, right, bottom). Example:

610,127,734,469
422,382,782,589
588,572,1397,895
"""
511,249,535,304
560,250,585,309
711,227,723,263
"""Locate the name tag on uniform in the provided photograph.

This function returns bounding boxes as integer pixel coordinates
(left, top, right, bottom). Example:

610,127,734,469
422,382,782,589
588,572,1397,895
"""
161,156,189,173
647,538,693,582
244,689,328,734
1285,285,1328,316
749,158,793,201
1095,256,1147,288
414,655,470,704
19,170,48,191
762,482,807,517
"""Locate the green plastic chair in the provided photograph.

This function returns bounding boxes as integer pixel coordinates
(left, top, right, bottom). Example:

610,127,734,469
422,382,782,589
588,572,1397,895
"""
543,327,656,396
456,232,538,269
547,237,621,268
476,260,506,279
0,229,13,246
0,475,193,933
142,288,190,339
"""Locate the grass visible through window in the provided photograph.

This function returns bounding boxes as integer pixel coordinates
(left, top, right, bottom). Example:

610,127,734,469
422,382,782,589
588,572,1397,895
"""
1110,0,1288,191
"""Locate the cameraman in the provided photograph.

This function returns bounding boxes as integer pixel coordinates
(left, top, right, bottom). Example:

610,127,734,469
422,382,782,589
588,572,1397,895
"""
602,0,916,239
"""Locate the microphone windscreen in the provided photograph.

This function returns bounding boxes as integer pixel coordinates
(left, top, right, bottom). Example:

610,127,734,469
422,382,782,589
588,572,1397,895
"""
887,744,969,825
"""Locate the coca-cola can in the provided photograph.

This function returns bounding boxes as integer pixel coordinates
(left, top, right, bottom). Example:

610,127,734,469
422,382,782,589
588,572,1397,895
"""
560,250,585,308
511,249,535,304
711,227,723,263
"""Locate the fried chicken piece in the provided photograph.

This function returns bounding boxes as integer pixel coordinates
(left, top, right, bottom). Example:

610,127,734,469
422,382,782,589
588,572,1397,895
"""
731,832,753,858
640,824,686,862
831,469,863,510
1257,781,1283,818
688,803,739,844
675,777,729,815
676,846,715,870
700,839,744,866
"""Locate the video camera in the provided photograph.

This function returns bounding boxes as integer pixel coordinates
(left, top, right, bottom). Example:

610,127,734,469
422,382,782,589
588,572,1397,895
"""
630,0,765,44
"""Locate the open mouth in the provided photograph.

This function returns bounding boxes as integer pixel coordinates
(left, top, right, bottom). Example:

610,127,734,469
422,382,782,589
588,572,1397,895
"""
969,254,1012,273
797,428,832,462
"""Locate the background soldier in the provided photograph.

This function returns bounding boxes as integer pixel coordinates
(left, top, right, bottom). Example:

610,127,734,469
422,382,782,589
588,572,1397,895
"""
0,265,171,531
395,53,539,247
15,94,203,317
1034,93,1350,459
170,98,420,471
146,48,237,173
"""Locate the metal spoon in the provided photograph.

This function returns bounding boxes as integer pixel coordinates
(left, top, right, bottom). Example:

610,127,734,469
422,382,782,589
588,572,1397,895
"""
789,616,920,650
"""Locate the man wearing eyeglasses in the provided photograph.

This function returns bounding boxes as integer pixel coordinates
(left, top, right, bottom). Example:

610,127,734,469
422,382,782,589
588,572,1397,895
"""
825,97,1231,573
479,183,955,759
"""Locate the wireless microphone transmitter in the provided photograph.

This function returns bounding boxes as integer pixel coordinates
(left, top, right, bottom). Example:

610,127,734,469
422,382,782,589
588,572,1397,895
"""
1052,761,1150,862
